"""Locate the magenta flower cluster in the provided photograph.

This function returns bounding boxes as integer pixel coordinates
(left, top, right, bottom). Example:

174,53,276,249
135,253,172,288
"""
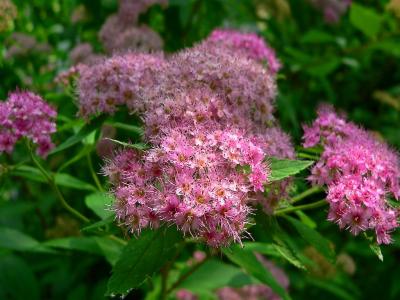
104,123,269,246
303,105,400,244
0,91,57,157
205,29,282,74
90,29,295,246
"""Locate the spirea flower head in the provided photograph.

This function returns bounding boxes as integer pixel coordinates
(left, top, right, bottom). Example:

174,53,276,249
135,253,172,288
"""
69,43,102,65
303,105,400,244
78,52,167,117
118,0,168,24
111,26,163,54
99,0,166,54
308,0,351,23
205,29,282,74
0,90,57,157
167,43,277,127
100,16,163,54
104,122,270,247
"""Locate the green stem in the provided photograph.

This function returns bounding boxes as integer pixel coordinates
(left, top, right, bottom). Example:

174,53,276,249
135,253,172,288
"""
87,153,104,192
291,186,324,204
274,199,327,216
27,143,90,223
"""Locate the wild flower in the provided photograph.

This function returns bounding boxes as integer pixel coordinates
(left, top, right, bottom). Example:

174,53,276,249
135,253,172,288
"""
303,105,400,244
205,29,282,73
0,91,57,157
308,0,352,23
77,52,167,117
104,122,270,247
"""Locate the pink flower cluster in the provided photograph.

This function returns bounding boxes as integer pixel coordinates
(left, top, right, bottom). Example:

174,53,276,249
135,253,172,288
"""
303,105,400,244
308,0,352,23
78,53,166,117
0,91,57,157
205,29,282,74
104,122,269,247
99,0,164,54
94,29,295,246
176,252,289,300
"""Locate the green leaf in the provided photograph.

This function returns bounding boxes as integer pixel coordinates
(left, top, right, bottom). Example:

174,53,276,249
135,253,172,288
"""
49,115,107,155
242,242,306,270
54,173,97,191
273,243,306,270
0,227,53,253
85,193,114,219
306,278,354,300
178,259,257,293
268,158,314,182
284,216,335,262
0,254,40,300
43,236,123,265
300,30,336,44
11,165,96,191
306,58,341,77
350,3,382,39
107,226,182,295
223,245,290,300
369,243,383,261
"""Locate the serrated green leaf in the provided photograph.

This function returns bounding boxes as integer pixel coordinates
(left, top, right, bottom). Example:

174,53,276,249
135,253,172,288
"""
268,158,314,182
284,216,335,262
107,226,182,295
350,3,382,39
223,245,291,300
85,193,114,219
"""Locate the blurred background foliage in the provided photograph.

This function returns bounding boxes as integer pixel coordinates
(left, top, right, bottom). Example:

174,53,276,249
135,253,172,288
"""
1,0,400,299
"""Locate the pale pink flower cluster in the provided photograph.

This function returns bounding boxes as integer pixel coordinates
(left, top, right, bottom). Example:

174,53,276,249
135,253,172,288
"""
176,252,289,300
104,122,269,247
205,29,282,74
308,0,352,23
303,105,400,244
95,30,295,246
0,91,57,157
99,0,164,54
78,53,166,117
